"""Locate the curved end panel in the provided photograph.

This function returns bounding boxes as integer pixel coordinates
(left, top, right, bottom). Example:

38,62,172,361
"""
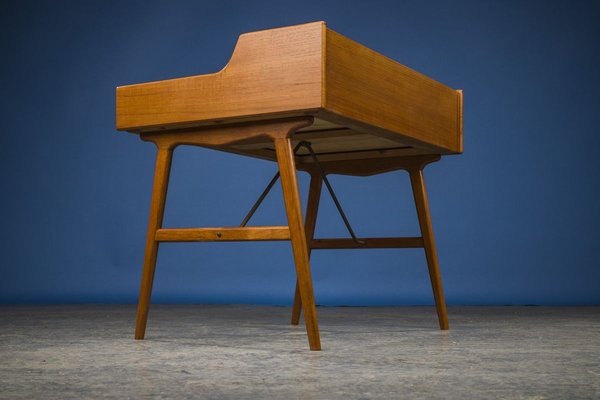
226,21,325,70
116,22,325,132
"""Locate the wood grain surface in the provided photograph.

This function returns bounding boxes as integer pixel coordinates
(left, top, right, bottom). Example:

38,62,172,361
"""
117,22,323,132
155,227,291,242
116,21,463,157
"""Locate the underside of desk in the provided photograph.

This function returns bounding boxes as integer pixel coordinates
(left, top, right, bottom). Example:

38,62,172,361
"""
224,115,434,163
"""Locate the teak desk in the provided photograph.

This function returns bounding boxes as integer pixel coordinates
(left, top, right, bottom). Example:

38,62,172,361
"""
116,22,463,351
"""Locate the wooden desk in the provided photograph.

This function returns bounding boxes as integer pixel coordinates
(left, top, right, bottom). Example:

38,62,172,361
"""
116,21,463,351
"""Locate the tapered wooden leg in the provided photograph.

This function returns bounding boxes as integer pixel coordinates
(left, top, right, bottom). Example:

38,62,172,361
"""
409,168,449,330
135,146,173,339
275,138,321,350
291,173,322,325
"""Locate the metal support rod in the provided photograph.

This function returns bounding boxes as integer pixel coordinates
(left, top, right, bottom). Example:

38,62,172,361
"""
239,141,363,244
239,172,280,227
239,142,304,227
298,141,364,245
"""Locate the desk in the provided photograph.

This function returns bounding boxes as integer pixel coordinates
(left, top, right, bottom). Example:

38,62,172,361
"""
116,22,463,351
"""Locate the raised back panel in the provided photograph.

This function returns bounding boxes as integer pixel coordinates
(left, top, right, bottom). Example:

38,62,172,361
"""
324,28,462,153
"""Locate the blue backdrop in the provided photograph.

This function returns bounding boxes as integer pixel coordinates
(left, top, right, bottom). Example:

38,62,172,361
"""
1,0,598,305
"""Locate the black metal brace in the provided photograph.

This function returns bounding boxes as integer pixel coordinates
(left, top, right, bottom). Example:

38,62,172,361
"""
240,141,364,244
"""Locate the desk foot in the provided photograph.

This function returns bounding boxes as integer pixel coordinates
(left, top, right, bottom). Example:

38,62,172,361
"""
276,138,321,350
409,167,449,330
291,173,322,326
135,146,173,339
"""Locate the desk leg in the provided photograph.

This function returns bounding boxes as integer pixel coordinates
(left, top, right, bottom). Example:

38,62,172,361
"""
275,138,321,350
291,173,322,325
135,146,173,339
409,168,449,330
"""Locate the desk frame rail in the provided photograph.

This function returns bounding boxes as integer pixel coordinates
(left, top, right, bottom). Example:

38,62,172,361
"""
133,117,449,351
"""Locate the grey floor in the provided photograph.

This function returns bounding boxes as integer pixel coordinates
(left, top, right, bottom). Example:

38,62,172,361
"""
0,305,598,399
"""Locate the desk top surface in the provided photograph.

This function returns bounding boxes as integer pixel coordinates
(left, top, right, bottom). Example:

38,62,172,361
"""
116,22,462,160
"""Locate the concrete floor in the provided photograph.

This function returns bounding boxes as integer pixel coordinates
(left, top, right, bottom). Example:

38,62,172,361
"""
0,305,598,399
